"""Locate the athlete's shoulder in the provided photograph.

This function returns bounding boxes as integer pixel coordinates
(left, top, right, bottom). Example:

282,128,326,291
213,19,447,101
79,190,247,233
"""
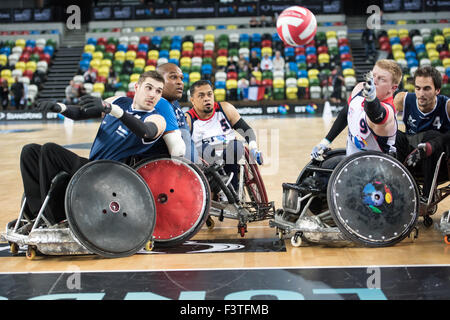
154,97,171,109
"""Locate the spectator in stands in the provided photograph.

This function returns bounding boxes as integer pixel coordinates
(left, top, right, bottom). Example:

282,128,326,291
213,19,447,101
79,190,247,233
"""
238,77,249,100
260,15,270,27
272,50,284,72
237,53,249,74
362,27,377,60
260,53,273,72
330,66,345,104
249,17,260,28
83,67,97,84
1,79,9,110
106,70,119,93
249,51,260,71
64,80,79,105
11,78,24,110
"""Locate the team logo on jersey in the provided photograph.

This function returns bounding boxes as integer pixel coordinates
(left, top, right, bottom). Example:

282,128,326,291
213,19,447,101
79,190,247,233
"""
353,135,368,150
115,125,128,138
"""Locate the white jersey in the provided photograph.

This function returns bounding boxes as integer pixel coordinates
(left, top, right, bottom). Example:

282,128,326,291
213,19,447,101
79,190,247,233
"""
346,92,397,156
187,102,236,156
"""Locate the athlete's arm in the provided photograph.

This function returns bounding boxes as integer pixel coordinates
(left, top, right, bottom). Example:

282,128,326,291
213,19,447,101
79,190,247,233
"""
393,91,406,113
446,99,450,119
185,112,192,131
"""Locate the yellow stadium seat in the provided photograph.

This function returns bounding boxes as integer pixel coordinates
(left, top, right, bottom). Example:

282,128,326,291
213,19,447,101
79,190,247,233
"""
90,59,101,69
297,78,309,87
206,25,216,30
387,29,398,38
216,56,227,67
134,58,146,69
25,61,37,72
93,51,103,60
428,50,439,60
15,39,26,48
273,78,285,89
434,35,445,45
182,41,194,51
426,42,436,51
308,69,319,79
443,58,450,68
226,79,237,89
189,72,201,83
286,87,298,99
1,69,11,78
398,29,409,38
252,71,262,81
126,50,136,61
0,54,7,65
98,66,110,77
6,77,14,86
397,20,407,25
114,51,125,61
84,44,95,53
343,68,355,77
100,59,112,68
134,27,144,32
318,53,330,63
326,31,337,39
443,28,450,37
130,73,140,83
393,51,405,60
169,50,181,60
204,34,215,42
93,82,105,93
227,25,237,29
214,88,226,102
391,43,403,52
148,50,159,60
144,65,155,72
180,57,191,67
261,47,272,56
15,61,26,71
185,26,196,31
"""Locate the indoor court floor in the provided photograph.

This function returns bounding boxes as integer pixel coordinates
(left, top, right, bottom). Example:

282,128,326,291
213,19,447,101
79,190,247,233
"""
1,116,449,301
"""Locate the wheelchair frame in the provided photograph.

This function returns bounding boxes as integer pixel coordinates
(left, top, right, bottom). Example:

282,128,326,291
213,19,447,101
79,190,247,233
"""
270,150,421,248
206,146,275,237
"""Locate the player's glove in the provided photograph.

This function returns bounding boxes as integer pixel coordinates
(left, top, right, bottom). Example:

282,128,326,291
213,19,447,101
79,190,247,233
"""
405,142,432,167
79,95,112,114
36,101,63,113
250,148,263,165
362,71,377,102
311,138,331,161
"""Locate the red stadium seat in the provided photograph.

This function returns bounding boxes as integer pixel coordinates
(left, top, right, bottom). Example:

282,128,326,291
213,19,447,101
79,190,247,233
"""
217,48,228,57
139,36,150,44
338,38,349,46
182,50,193,58
97,37,107,46
227,71,237,80
106,44,116,53
261,40,272,48
136,51,147,59
317,46,328,54
127,44,138,52
295,46,305,55
146,59,157,66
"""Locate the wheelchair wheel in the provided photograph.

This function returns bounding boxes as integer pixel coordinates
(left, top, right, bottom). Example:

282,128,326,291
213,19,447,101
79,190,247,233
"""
327,151,419,247
134,156,211,248
65,160,156,258
242,147,268,204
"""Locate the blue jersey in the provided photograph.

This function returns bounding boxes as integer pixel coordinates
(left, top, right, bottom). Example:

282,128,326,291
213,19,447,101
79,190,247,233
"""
149,99,198,162
89,97,162,162
154,97,180,132
403,93,450,135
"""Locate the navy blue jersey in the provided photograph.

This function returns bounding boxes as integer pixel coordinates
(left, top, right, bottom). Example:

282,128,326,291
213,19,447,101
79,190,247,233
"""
148,99,198,162
89,97,162,162
403,93,450,135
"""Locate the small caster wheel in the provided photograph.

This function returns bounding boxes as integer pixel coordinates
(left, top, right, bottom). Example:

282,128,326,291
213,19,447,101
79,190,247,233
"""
291,232,303,247
144,240,154,251
26,246,37,260
408,227,419,242
238,224,247,237
206,216,215,230
9,242,19,255
423,215,433,228
277,227,284,240
444,235,450,245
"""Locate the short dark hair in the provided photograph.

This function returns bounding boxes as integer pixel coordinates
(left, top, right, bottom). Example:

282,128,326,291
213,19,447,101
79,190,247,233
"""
137,70,165,85
413,65,442,90
189,80,213,97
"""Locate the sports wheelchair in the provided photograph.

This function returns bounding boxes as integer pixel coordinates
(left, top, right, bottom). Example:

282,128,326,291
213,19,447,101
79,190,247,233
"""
201,146,275,237
270,149,421,247
1,157,211,259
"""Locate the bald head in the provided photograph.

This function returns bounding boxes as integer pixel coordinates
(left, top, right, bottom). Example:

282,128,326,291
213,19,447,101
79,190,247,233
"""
157,63,184,102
